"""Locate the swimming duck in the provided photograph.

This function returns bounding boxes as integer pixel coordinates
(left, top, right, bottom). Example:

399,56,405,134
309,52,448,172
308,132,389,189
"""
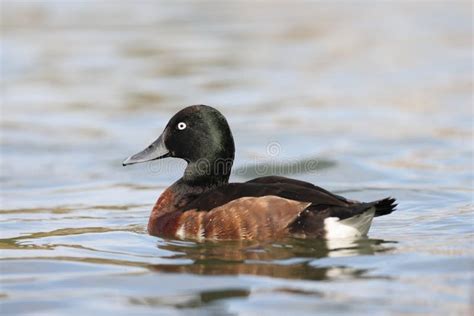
123,105,397,241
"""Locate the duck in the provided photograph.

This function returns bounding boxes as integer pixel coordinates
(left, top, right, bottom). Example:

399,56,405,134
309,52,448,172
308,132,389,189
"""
123,104,397,241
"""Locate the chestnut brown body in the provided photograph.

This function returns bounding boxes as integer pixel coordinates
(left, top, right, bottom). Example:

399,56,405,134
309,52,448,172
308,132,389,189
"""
147,176,397,241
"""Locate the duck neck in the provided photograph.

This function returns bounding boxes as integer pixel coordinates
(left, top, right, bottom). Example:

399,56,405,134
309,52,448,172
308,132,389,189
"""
182,157,233,187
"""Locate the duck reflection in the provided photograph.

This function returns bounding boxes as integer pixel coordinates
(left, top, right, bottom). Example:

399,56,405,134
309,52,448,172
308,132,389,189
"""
129,287,324,309
129,288,251,309
147,238,395,281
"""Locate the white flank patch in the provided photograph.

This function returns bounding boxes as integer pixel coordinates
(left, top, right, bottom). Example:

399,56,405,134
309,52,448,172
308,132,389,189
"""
175,224,186,240
324,208,375,239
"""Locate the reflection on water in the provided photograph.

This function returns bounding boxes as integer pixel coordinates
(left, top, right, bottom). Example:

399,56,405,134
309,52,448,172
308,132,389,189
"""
148,238,393,280
1,229,393,280
1,1,473,315
128,288,252,309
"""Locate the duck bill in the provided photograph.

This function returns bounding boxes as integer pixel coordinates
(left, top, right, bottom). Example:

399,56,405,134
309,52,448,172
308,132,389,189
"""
122,133,169,166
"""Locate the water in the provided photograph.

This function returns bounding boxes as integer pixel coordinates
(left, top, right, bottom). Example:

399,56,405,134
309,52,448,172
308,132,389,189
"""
1,1,473,315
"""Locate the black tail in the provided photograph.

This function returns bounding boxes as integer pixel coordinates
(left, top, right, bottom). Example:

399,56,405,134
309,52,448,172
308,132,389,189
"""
374,197,397,217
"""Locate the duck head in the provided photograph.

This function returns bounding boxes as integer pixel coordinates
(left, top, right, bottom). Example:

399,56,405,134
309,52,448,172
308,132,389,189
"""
123,105,235,186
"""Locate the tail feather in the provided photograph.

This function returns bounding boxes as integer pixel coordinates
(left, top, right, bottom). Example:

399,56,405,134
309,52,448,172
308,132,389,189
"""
374,197,397,217
324,198,397,239
288,196,398,239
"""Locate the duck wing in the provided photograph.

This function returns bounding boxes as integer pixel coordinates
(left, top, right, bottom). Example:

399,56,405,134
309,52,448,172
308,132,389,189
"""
184,177,397,220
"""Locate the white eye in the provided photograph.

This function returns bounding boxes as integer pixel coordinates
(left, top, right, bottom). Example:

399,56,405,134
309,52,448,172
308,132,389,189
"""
177,122,187,130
